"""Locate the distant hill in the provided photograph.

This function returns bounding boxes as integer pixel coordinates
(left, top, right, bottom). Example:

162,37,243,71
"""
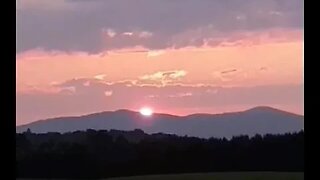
16,106,304,138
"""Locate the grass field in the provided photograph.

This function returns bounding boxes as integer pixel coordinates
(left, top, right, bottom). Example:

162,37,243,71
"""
107,172,304,180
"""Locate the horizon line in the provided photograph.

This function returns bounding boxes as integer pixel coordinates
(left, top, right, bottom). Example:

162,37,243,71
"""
16,105,303,127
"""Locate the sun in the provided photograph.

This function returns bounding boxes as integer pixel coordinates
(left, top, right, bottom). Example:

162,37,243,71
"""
139,107,153,116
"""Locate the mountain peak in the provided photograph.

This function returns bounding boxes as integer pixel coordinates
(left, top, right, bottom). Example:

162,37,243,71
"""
114,109,136,113
245,106,280,112
243,106,303,117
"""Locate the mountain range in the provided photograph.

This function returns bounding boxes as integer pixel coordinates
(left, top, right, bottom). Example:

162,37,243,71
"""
16,106,304,138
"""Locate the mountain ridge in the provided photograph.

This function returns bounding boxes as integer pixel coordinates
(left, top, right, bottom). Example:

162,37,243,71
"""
16,106,303,138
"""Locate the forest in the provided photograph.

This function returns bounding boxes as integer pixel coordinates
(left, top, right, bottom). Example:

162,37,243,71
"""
16,129,304,178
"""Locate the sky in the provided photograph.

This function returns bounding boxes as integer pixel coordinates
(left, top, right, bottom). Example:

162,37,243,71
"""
16,0,303,125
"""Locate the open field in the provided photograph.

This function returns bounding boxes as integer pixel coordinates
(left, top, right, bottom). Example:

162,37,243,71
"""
16,172,304,180
107,172,304,180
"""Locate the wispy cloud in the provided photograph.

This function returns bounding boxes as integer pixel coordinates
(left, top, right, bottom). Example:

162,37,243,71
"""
103,28,117,38
59,86,76,94
168,92,193,98
94,74,107,80
139,70,187,86
123,32,134,36
212,69,241,82
147,50,165,57
104,90,113,96
221,69,237,74
139,31,153,38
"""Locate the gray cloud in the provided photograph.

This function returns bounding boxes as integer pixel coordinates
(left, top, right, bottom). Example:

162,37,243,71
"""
17,0,303,53
221,69,238,74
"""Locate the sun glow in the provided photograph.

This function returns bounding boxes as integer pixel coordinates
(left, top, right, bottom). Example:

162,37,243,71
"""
140,107,153,116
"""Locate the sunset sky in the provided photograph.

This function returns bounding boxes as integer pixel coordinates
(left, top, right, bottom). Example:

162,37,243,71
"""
16,0,303,125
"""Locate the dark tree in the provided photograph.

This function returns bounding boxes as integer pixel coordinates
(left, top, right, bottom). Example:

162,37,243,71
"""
16,129,304,178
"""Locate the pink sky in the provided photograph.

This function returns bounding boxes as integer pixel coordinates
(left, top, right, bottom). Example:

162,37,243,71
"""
16,0,303,125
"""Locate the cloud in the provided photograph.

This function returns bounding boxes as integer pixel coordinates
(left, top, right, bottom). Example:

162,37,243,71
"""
17,0,303,53
59,86,76,94
146,94,159,98
94,74,107,80
236,14,247,21
221,69,237,74
269,11,283,16
104,90,113,96
139,31,153,38
260,67,268,71
123,32,134,36
16,0,72,10
103,28,117,38
212,69,241,82
168,92,193,98
139,70,187,85
17,39,302,91
147,50,165,57
83,81,91,86
206,89,218,94
167,71,187,79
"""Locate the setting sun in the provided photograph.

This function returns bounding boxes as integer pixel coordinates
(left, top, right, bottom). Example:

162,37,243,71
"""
140,107,153,116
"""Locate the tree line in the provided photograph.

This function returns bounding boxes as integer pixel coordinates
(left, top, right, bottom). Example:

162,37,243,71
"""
16,129,304,178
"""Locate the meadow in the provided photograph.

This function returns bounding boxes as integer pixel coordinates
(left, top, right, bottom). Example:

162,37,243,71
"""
108,172,304,180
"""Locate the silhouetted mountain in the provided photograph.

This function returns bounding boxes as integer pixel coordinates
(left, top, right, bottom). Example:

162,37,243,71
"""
16,106,303,138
